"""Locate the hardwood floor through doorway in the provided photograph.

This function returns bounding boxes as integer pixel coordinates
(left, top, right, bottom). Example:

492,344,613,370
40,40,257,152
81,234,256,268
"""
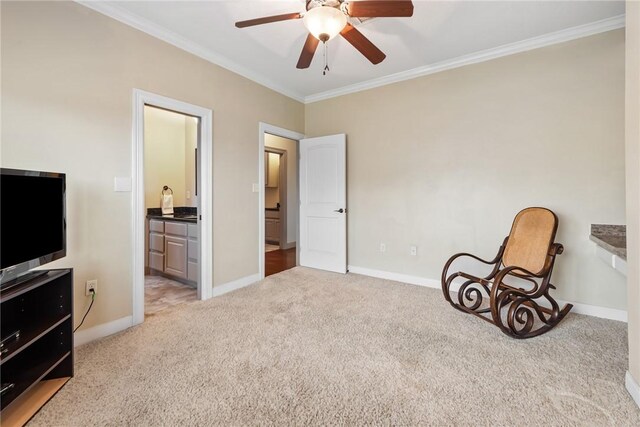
265,248,296,277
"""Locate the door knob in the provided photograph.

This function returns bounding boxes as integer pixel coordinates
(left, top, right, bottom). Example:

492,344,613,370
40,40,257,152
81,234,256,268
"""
334,208,345,213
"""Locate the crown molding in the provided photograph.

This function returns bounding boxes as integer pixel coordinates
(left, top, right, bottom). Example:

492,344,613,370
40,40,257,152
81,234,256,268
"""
304,14,626,104
74,2,624,106
75,1,306,103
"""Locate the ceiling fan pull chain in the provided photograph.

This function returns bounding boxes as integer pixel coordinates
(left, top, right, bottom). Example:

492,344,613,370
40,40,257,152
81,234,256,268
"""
323,42,330,75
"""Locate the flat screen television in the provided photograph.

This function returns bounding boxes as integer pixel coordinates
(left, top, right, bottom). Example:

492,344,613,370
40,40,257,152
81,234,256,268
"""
0,168,66,287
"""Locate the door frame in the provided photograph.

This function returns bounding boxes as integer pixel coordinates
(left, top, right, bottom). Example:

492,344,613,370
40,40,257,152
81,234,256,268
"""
258,123,305,279
132,89,214,325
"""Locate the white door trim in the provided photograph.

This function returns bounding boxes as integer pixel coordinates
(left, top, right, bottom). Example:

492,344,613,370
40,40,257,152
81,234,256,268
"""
132,89,213,326
258,123,305,279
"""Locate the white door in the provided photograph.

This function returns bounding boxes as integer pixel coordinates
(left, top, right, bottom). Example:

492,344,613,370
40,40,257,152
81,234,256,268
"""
299,134,347,273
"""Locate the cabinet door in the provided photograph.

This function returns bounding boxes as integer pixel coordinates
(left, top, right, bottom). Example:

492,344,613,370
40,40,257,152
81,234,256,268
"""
149,252,164,272
188,239,198,262
266,219,280,244
164,236,188,279
188,261,198,282
149,233,164,253
274,220,280,243
265,219,275,240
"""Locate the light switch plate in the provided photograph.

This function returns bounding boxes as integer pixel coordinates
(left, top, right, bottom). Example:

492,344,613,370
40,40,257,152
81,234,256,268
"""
252,183,259,193
114,177,132,192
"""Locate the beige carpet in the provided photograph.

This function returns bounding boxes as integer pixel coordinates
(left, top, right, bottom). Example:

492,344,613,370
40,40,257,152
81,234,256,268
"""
31,267,639,425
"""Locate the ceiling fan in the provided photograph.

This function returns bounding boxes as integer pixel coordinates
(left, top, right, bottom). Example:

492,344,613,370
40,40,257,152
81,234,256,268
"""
235,0,414,71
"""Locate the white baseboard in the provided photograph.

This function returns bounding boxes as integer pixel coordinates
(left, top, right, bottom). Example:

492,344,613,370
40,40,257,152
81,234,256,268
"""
212,273,260,297
626,371,640,409
347,265,628,322
559,300,627,322
74,315,133,347
73,274,261,346
348,265,441,288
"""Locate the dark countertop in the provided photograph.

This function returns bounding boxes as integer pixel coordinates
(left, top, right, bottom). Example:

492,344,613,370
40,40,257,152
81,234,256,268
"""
266,207,280,211
590,224,626,260
147,214,197,223
147,207,197,224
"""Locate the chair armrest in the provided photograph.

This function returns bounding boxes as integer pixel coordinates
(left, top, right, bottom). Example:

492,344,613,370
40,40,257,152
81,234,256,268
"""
495,265,543,280
491,265,544,298
549,243,564,256
441,243,505,284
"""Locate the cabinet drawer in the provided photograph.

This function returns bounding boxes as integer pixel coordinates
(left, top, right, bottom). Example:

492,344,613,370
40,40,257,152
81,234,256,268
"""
149,219,164,233
188,224,198,238
188,261,198,282
265,210,280,219
149,252,164,271
165,221,187,237
188,239,198,261
149,233,164,253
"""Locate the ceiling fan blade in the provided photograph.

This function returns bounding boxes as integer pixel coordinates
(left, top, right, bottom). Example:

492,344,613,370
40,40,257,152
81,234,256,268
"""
297,33,320,69
346,1,414,18
235,12,302,28
340,23,386,65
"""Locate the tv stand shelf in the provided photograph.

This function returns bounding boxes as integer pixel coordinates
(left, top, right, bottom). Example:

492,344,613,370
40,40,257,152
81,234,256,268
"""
1,269,73,426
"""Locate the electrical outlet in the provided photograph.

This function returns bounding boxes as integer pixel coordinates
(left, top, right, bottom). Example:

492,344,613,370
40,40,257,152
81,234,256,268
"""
86,279,97,296
410,245,417,256
380,243,386,253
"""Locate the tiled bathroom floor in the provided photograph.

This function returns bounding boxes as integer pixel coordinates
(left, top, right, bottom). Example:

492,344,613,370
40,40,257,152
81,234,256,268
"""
145,275,197,316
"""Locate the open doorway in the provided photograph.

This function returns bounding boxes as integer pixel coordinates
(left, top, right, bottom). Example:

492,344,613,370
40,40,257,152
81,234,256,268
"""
258,124,305,279
264,138,296,276
132,90,213,326
143,106,198,315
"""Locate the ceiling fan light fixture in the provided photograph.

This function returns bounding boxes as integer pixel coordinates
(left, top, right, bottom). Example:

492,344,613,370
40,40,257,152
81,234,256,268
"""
303,6,347,42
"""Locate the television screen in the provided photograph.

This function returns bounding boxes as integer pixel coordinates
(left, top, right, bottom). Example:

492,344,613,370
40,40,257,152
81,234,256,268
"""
0,169,66,280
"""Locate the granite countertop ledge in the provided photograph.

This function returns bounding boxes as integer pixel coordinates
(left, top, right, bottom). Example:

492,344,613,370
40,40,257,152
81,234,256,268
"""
590,224,626,260
147,207,197,223
147,214,197,223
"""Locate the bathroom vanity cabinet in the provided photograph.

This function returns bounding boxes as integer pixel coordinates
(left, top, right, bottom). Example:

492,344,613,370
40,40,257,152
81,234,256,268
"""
265,209,280,245
148,218,198,284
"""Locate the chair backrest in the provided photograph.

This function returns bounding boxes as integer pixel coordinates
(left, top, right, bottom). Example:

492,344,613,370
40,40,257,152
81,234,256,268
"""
502,207,558,275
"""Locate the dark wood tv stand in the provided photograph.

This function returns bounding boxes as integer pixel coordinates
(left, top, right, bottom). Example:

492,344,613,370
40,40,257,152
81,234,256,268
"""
0,269,73,426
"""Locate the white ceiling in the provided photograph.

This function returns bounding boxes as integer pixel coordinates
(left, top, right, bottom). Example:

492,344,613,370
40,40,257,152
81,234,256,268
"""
83,1,625,102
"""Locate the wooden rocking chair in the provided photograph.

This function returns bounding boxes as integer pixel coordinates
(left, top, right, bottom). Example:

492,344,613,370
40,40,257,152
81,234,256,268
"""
441,207,572,338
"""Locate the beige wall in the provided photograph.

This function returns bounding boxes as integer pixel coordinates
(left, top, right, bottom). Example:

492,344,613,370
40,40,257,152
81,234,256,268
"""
306,30,626,310
1,1,304,329
626,0,640,391
144,106,187,209
266,134,298,245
